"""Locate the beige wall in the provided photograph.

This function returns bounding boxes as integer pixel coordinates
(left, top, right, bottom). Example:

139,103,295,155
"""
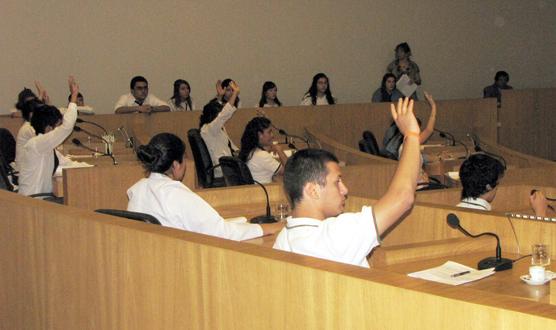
1,0,555,114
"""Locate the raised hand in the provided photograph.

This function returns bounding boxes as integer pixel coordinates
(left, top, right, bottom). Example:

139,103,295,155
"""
390,97,420,136
215,80,225,97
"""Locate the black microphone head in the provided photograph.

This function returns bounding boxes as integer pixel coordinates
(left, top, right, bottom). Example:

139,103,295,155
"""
439,132,447,138
447,213,460,229
76,118,84,123
278,129,287,135
73,126,82,132
72,138,82,146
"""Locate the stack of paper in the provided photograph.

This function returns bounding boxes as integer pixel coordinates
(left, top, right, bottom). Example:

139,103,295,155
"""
408,261,495,285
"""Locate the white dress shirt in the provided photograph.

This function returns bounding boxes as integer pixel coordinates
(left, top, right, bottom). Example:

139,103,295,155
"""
200,103,238,177
14,121,35,172
127,173,263,241
18,103,77,196
457,197,492,211
273,206,379,268
114,93,168,112
300,94,336,106
167,98,197,111
246,149,280,184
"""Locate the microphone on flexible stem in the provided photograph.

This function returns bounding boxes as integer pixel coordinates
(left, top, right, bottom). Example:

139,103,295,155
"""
446,213,512,271
278,129,310,149
249,179,277,224
72,138,118,165
76,118,108,134
435,128,469,158
74,126,109,145
117,126,135,150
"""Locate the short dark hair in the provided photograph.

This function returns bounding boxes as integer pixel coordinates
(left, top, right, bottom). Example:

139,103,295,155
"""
136,133,185,173
130,76,148,89
30,104,63,134
459,154,505,199
67,92,84,102
283,149,339,208
15,88,38,121
494,71,509,82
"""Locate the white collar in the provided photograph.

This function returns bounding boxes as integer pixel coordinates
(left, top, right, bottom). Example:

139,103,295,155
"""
286,217,322,229
460,197,492,211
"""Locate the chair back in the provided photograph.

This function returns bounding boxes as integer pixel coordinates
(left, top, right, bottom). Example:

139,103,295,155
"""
219,156,254,186
187,128,216,188
0,153,14,192
358,130,380,155
95,209,162,225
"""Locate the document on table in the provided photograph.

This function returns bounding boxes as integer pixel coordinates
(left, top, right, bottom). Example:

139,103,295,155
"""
408,261,495,285
396,74,418,97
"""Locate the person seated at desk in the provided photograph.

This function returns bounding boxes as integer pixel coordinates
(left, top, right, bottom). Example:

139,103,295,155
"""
10,80,50,118
208,78,242,108
371,73,403,103
457,154,505,211
483,71,513,102
300,73,336,106
239,117,288,184
273,98,421,268
114,76,169,114
127,133,282,240
200,80,240,178
168,79,196,111
257,81,282,108
18,76,80,196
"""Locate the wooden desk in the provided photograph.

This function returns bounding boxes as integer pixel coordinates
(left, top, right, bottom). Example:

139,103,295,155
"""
376,251,551,303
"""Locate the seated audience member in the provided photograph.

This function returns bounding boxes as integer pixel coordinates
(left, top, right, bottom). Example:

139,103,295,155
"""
10,81,49,118
114,76,170,114
239,117,288,184
300,73,336,106
273,98,421,268
457,154,505,211
382,92,437,160
387,42,422,86
200,80,240,178
168,79,196,111
257,81,282,108
530,191,553,217
18,76,80,196
483,71,513,102
59,92,94,115
127,133,282,240
209,78,241,108
372,73,403,103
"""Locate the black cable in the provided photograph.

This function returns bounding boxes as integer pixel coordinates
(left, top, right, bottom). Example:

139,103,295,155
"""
512,254,531,263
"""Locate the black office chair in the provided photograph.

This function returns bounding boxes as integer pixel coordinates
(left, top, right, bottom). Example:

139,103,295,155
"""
0,128,18,184
95,209,162,225
187,128,225,188
0,153,14,192
219,156,255,186
358,130,381,156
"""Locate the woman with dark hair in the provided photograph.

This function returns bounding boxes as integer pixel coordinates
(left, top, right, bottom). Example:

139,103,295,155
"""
257,81,282,108
200,80,240,177
18,76,80,196
386,42,421,98
209,78,241,108
300,73,336,106
371,73,403,103
127,133,282,239
168,79,196,111
239,117,288,183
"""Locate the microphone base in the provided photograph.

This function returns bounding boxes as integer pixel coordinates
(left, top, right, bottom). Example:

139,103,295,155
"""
478,257,513,272
249,215,277,224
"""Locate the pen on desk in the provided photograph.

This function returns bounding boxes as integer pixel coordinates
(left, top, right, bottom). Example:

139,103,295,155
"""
451,270,471,278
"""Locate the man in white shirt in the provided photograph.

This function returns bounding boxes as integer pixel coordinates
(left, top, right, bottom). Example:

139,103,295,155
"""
456,154,505,211
273,98,421,268
114,76,170,114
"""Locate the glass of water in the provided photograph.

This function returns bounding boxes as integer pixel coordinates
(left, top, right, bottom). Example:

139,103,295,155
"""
531,244,551,267
275,203,290,222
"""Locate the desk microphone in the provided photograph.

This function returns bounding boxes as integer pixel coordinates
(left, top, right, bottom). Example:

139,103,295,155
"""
278,129,310,149
249,179,277,224
74,126,110,145
117,126,135,150
435,129,469,158
76,118,108,134
72,138,118,165
446,213,512,271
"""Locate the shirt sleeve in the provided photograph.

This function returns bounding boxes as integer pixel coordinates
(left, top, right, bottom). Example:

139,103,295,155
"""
204,102,237,135
114,94,129,111
147,94,169,107
300,95,312,106
32,103,77,152
254,150,281,175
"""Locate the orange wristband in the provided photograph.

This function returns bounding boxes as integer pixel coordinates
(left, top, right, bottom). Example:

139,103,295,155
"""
404,131,420,139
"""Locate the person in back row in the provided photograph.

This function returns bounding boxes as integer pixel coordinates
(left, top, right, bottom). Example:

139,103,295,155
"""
257,81,282,108
127,133,282,240
273,98,421,268
483,71,513,102
209,78,241,108
168,79,196,111
300,73,336,106
239,117,288,184
114,76,170,114
199,80,240,178
372,73,403,103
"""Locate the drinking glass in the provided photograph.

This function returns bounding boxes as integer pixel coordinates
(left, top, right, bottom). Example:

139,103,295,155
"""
531,244,551,267
275,203,290,222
